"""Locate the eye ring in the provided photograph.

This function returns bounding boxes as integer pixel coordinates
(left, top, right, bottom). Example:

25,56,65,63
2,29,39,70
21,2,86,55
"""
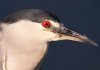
42,21,51,28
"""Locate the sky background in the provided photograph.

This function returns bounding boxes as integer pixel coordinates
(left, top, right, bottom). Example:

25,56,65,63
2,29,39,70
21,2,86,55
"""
0,0,100,70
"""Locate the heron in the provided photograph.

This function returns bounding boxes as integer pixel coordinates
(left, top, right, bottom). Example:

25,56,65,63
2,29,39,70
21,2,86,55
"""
0,9,97,70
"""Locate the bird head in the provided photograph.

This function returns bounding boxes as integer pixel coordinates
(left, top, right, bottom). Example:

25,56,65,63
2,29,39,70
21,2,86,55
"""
1,9,97,46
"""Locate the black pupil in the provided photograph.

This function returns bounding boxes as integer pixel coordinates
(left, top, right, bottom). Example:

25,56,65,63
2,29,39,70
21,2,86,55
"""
42,21,51,28
45,23,49,26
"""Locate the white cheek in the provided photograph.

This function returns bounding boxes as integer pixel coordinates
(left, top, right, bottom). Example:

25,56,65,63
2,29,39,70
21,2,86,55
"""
1,20,42,43
1,20,61,44
1,20,56,43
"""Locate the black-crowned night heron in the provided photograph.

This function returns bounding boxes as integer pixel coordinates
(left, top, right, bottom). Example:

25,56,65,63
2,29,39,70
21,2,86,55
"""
0,9,97,70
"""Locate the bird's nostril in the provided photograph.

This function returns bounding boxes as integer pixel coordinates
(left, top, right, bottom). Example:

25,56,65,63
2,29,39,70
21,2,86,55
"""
66,29,73,35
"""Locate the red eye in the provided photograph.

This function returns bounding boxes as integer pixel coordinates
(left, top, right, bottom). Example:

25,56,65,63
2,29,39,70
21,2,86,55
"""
42,21,51,28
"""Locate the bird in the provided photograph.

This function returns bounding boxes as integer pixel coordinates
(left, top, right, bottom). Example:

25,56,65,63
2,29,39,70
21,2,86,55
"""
0,9,97,70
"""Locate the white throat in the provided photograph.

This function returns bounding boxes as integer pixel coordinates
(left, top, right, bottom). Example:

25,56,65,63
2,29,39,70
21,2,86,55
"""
0,41,48,70
0,35,48,70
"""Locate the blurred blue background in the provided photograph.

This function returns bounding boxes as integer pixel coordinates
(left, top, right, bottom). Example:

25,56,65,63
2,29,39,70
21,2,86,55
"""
0,0,100,70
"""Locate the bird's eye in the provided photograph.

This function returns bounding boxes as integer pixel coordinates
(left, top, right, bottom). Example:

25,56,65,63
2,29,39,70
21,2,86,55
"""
42,21,51,28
